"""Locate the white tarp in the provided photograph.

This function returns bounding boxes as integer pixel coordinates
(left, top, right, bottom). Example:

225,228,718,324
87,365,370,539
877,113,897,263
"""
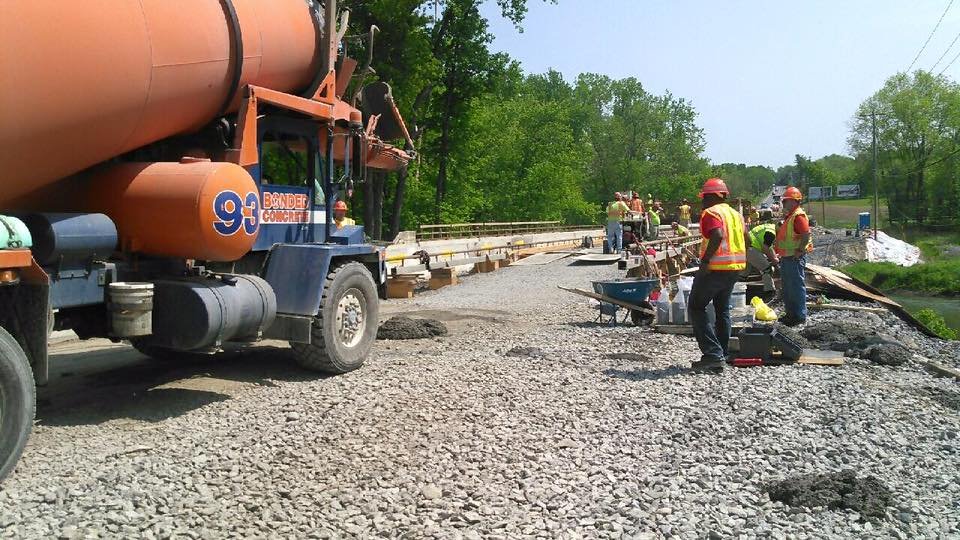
866,231,922,267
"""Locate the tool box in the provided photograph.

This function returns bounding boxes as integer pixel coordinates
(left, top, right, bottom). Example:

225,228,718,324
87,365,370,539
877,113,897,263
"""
735,325,804,363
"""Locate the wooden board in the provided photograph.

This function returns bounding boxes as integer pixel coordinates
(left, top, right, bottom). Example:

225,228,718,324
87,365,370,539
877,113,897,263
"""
805,263,937,338
922,360,960,381
654,324,694,335
574,254,621,263
798,349,845,366
806,303,887,314
510,252,573,266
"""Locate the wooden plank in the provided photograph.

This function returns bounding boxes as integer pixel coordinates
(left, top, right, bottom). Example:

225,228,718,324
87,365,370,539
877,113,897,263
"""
806,263,899,307
806,263,938,338
922,360,960,381
798,349,845,366
510,252,572,266
806,303,887,314
654,324,694,335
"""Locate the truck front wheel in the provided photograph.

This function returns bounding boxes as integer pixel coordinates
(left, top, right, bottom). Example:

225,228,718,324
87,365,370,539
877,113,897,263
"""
0,326,35,482
291,262,379,374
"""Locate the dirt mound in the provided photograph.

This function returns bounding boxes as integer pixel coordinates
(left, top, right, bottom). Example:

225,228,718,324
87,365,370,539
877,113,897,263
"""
377,316,448,340
800,320,910,365
767,471,892,519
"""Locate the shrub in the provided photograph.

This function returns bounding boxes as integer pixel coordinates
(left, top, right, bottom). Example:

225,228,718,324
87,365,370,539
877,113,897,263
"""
914,308,958,340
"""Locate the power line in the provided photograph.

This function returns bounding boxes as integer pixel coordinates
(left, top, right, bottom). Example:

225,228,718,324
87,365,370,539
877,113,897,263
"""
931,29,960,71
908,0,955,72
939,45,960,74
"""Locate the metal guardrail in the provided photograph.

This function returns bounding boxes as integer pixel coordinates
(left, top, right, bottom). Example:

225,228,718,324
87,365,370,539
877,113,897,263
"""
417,221,597,241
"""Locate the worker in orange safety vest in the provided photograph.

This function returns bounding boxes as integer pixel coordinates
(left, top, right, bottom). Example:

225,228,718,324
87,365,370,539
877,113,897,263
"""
688,178,747,372
774,186,813,326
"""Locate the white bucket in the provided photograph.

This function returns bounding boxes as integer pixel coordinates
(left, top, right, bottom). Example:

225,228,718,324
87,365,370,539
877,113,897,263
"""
730,282,747,309
109,282,154,337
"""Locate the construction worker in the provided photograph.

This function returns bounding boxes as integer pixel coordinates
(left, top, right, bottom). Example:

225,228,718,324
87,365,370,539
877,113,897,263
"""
689,178,747,372
646,193,654,207
743,222,778,292
678,199,692,228
748,205,761,225
629,192,644,213
606,192,630,252
645,202,661,240
672,221,690,237
774,186,813,326
333,200,355,229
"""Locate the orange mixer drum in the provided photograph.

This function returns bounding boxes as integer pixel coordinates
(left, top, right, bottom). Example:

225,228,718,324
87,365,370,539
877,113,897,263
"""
0,0,322,207
85,161,261,261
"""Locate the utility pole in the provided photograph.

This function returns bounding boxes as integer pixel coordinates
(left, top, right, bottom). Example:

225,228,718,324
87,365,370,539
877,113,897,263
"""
871,111,879,240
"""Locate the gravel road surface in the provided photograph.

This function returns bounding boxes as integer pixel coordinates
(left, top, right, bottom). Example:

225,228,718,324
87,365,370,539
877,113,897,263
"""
1,258,958,539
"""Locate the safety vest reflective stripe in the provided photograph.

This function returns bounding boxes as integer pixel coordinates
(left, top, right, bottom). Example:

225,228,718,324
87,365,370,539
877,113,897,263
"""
775,208,814,256
699,203,747,271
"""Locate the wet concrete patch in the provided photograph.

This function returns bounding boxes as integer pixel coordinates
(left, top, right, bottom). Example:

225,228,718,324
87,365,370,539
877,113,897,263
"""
767,470,893,519
377,316,449,340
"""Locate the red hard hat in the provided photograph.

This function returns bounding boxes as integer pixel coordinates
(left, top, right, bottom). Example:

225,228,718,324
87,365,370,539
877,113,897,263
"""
782,186,803,201
698,178,729,198
333,200,348,211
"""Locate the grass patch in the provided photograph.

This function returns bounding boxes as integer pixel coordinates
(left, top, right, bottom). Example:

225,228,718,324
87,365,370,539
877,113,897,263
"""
806,198,888,230
842,260,960,296
914,309,958,340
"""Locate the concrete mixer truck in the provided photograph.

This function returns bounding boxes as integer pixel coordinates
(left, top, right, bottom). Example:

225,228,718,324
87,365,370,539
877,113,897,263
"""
0,0,414,481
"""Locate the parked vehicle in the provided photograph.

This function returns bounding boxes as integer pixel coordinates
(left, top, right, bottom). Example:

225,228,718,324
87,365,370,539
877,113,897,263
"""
0,0,412,481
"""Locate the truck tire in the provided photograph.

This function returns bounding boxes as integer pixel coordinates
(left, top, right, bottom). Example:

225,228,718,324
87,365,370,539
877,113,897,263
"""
0,326,35,482
291,262,379,374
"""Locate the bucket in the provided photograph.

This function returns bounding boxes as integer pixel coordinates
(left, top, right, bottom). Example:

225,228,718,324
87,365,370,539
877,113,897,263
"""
730,282,747,309
109,282,154,337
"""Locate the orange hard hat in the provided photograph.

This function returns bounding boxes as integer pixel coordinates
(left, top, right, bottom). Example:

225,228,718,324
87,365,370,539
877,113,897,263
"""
782,186,803,201
698,178,729,198
333,200,348,211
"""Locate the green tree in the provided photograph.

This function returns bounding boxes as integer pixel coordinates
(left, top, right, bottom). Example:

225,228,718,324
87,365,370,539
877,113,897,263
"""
849,70,960,224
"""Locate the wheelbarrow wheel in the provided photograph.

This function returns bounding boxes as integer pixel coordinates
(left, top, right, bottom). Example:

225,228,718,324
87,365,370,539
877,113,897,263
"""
631,302,655,326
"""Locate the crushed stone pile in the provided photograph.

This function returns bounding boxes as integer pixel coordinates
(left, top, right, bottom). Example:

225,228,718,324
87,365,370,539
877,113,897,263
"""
767,471,893,520
376,316,448,340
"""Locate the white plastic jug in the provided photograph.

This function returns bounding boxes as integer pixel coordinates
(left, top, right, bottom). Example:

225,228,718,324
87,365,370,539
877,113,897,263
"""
730,282,747,309
671,289,687,325
656,289,671,324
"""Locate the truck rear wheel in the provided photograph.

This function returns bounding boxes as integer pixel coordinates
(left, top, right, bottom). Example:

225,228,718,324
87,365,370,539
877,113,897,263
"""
0,326,35,482
291,262,379,374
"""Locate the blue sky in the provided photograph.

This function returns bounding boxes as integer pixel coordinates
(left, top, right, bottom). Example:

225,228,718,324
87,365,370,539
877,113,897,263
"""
481,1,960,169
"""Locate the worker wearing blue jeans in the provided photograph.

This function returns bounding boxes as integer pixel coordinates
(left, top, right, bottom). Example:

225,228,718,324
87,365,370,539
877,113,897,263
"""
606,193,629,252
779,254,807,322
689,270,741,362
774,187,813,326
688,178,747,372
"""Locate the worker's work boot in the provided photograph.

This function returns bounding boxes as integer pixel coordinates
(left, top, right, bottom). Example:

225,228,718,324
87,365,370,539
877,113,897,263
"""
690,356,724,373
